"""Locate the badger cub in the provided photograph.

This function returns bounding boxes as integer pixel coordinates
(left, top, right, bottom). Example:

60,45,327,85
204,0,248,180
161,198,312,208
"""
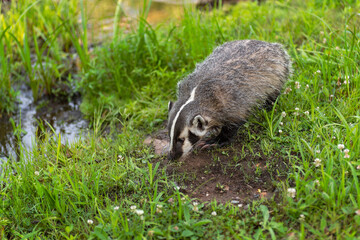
167,40,291,160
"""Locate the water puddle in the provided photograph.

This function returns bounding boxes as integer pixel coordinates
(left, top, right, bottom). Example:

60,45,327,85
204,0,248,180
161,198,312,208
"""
0,85,88,163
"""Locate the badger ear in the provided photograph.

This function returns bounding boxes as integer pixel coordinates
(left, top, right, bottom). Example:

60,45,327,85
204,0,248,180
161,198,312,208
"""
168,101,173,112
192,115,207,130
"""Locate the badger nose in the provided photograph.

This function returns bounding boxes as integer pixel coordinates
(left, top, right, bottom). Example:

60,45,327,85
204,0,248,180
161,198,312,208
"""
168,151,176,161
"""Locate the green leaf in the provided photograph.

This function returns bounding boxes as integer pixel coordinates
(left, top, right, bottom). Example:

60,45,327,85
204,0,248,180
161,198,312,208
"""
181,229,194,237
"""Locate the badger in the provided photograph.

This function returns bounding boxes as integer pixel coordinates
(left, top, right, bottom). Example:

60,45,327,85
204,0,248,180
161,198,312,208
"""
167,40,292,160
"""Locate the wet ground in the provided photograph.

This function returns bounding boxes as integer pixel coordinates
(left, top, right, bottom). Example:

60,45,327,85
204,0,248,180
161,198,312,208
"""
0,85,87,163
146,128,289,204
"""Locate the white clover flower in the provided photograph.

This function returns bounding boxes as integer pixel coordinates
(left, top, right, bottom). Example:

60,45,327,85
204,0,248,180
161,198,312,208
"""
281,112,286,117
337,144,345,151
193,206,199,212
130,205,137,210
314,158,322,167
211,211,217,216
287,188,296,198
34,171,40,176
357,165,360,170
157,204,163,209
193,202,199,206
335,46,339,50
317,135,321,138
344,149,350,159
316,107,320,110
323,38,327,44
295,107,300,111
316,150,320,154
117,155,124,162
304,111,309,115
356,209,360,215
279,122,283,126
87,219,94,225
330,95,334,98
279,129,283,134
314,180,320,186
320,31,324,35
295,82,301,89
315,70,321,74
114,206,119,211
299,214,305,221
134,209,144,216
305,84,309,89
332,136,336,140
284,87,292,94
238,204,243,208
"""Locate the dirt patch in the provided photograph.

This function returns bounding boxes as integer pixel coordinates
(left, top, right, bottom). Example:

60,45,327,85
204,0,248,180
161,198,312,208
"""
146,128,289,204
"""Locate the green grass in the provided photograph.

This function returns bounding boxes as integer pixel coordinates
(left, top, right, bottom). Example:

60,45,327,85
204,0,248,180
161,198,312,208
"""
1,0,360,239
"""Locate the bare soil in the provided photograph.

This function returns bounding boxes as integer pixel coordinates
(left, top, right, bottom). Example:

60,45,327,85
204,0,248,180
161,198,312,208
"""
146,128,289,204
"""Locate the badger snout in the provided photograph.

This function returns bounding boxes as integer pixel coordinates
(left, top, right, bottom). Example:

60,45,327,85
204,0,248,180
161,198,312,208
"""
168,150,183,160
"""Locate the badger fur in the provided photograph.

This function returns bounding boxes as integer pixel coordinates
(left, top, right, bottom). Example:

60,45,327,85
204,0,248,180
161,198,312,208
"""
167,40,292,160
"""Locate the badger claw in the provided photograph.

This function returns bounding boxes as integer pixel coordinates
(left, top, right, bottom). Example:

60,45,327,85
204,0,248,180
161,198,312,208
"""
200,143,218,150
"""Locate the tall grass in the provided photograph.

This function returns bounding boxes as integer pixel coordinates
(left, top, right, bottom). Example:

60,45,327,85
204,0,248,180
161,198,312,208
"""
0,0,84,109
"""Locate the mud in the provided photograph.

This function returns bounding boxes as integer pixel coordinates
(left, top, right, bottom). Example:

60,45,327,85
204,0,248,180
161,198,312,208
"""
146,128,288,204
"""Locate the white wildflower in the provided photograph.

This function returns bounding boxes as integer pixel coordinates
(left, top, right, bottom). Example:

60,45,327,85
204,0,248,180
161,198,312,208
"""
344,149,350,159
316,149,320,154
87,219,94,225
295,107,300,111
284,87,292,94
134,209,144,216
305,84,309,89
287,188,296,198
279,122,283,126
114,206,119,211
357,165,360,170
356,209,360,215
130,205,137,210
211,211,217,216
295,82,301,89
304,111,309,115
34,171,40,176
323,38,327,44
337,144,344,151
314,158,322,167
281,112,286,117
279,129,283,134
299,214,305,221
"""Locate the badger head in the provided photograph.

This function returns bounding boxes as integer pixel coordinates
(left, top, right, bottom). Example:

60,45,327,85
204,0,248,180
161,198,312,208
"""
167,87,221,160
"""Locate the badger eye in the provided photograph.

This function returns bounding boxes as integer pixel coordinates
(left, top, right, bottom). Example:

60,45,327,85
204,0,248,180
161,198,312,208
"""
177,138,185,143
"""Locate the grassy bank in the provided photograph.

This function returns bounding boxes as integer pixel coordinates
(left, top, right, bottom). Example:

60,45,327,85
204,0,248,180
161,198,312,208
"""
1,0,360,239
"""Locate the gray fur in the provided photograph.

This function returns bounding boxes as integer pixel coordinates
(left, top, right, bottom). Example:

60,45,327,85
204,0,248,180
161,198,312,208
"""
167,40,292,160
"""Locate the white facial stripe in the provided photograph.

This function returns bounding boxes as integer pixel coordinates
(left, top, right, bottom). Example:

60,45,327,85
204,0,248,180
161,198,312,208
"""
170,87,197,151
